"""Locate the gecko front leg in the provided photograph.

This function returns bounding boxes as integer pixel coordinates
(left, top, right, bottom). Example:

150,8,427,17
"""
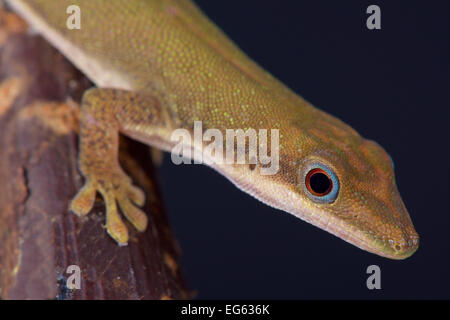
70,88,168,245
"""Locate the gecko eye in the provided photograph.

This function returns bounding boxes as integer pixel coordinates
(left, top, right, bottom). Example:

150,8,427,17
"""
304,164,339,203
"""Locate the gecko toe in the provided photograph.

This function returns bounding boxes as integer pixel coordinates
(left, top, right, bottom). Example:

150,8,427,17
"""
118,195,148,232
103,192,129,245
70,180,97,216
127,184,146,207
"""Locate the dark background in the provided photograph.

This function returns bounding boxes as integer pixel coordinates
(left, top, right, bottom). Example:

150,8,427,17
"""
158,0,450,299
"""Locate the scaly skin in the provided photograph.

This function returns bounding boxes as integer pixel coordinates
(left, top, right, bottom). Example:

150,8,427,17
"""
7,0,419,258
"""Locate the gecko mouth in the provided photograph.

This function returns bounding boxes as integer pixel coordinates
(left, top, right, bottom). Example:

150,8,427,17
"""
344,227,420,260
304,207,420,260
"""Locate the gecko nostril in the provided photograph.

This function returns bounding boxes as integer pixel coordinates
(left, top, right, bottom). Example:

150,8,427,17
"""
388,239,404,252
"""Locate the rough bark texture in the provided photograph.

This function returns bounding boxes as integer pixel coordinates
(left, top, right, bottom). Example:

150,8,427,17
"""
0,8,187,300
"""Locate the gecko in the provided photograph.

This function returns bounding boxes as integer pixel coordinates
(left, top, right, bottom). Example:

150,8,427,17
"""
6,0,419,259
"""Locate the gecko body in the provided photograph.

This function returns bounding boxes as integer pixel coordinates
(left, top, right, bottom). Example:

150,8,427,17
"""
6,0,419,259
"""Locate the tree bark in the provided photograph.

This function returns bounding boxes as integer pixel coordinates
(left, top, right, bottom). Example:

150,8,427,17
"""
0,8,187,300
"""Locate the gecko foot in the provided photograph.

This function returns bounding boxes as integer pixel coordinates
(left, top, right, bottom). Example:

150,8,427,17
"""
70,170,147,245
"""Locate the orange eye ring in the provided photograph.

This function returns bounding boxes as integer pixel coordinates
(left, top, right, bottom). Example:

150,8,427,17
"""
305,168,333,197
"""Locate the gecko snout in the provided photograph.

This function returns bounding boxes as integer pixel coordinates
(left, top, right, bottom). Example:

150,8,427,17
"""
388,231,419,259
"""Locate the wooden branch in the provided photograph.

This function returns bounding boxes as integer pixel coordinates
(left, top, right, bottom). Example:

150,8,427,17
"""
0,8,187,300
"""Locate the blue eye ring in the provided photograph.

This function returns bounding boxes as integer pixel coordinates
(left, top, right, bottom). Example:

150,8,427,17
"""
304,163,339,204
388,154,395,171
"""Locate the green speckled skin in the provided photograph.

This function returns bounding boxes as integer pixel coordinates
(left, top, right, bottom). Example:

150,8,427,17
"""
8,0,418,258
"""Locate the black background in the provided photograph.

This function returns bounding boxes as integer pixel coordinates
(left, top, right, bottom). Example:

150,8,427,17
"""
158,0,450,299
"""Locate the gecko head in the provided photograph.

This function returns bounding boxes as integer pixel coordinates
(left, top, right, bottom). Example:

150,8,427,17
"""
279,113,419,259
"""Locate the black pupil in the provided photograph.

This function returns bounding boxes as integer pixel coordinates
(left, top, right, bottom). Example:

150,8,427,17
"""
310,172,332,195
